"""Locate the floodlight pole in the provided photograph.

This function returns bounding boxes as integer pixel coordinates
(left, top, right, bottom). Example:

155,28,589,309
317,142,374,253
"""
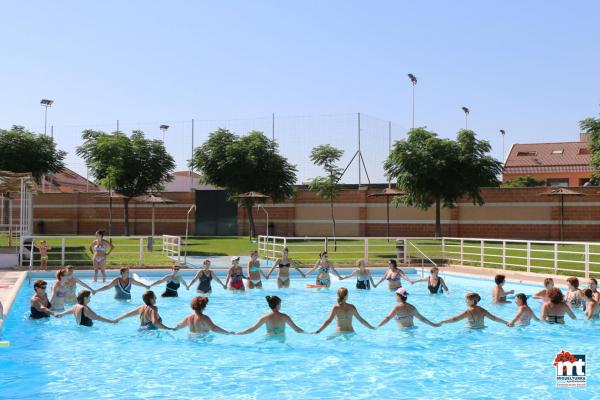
190,119,195,190
500,129,506,161
358,112,361,186
184,204,196,266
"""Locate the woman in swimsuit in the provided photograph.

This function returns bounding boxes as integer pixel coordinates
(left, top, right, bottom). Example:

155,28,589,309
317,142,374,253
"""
541,288,576,324
247,250,267,289
414,266,449,294
588,278,600,302
305,252,342,288
36,240,51,271
375,259,413,291
95,267,149,300
440,293,508,329
340,259,376,290
57,290,116,326
583,289,599,320
30,279,57,319
89,230,114,282
377,288,440,329
492,274,514,304
225,256,247,291
188,260,226,294
115,291,174,330
150,266,188,297
314,288,375,334
63,266,95,304
533,278,555,302
175,296,233,334
507,293,539,327
564,277,585,309
50,269,69,311
266,247,306,288
237,295,305,337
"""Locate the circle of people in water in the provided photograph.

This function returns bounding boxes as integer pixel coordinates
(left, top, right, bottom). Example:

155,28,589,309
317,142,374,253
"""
29,248,600,335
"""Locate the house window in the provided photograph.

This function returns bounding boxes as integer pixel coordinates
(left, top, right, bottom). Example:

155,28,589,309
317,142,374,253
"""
517,151,537,156
551,149,564,154
579,148,592,155
547,178,569,187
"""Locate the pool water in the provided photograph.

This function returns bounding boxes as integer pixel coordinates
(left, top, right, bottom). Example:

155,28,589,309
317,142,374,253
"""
1,271,598,399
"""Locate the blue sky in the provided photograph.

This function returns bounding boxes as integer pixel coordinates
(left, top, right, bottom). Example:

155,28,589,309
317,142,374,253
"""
1,1,599,182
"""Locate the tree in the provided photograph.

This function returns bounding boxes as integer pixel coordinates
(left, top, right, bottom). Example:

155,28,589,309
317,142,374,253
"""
0,125,66,180
309,145,344,242
580,112,600,183
384,128,502,237
77,130,175,236
501,176,546,188
190,129,297,238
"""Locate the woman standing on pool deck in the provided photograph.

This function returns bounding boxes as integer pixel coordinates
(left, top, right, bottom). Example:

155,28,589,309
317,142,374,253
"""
36,240,51,271
237,295,305,336
225,256,247,291
377,288,440,329
305,252,342,288
49,269,69,311
95,267,149,300
247,250,268,289
541,288,576,324
314,288,376,334
440,293,509,329
374,260,414,291
583,289,599,320
175,296,233,334
413,267,449,294
115,291,174,330
507,293,539,327
64,266,95,304
30,279,57,319
533,278,556,302
492,275,514,304
340,259,376,290
266,247,306,288
150,266,188,297
89,230,114,283
57,290,116,326
187,260,226,293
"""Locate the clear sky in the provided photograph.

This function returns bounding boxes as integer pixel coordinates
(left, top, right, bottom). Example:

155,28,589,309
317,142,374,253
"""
1,1,599,183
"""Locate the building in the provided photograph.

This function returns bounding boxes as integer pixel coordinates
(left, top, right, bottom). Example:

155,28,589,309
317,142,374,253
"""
40,168,102,193
163,171,216,192
503,133,592,187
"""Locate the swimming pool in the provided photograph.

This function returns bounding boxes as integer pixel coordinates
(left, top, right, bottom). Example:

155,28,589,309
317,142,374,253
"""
0,270,597,399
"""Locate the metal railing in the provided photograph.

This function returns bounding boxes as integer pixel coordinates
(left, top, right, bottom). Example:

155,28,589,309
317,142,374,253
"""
162,235,181,262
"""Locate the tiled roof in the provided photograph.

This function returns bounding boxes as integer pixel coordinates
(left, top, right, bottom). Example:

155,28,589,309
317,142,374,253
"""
41,168,102,193
505,141,592,168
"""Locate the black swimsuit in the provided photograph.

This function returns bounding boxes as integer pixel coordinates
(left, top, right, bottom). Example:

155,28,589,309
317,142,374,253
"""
30,299,52,319
428,277,443,294
79,307,93,327
162,280,180,297
197,272,213,293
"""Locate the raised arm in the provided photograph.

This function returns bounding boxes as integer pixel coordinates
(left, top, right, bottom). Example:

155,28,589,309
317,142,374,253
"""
341,270,357,281
440,310,469,324
149,275,169,288
376,306,399,328
532,289,546,300
314,306,337,334
236,316,267,335
284,314,305,333
115,306,141,322
74,277,94,292
352,305,375,330
94,278,118,293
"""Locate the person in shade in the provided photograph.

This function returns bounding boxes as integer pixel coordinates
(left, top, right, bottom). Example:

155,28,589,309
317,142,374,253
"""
115,291,174,330
57,290,116,326
237,295,306,337
440,293,509,329
588,278,600,302
246,250,268,289
30,279,57,319
533,278,556,302
305,251,342,288
413,267,449,294
266,247,306,288
187,260,226,294
541,288,577,324
150,265,188,297
89,230,114,283
377,288,440,329
340,259,377,290
313,288,376,334
174,296,233,334
583,289,599,320
225,256,247,291
507,293,540,327
564,277,585,309
50,269,69,311
374,259,414,291
95,267,149,300
492,275,514,304
63,266,95,304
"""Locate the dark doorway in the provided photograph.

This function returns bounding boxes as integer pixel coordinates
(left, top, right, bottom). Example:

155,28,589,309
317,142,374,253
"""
195,190,238,235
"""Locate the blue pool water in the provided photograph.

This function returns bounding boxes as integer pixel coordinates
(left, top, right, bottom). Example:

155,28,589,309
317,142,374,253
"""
1,270,598,399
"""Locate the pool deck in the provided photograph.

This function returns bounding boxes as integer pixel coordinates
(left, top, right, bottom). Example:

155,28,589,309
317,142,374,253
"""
0,271,26,332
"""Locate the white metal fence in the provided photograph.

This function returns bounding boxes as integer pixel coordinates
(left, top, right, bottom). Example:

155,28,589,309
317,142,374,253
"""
161,235,181,262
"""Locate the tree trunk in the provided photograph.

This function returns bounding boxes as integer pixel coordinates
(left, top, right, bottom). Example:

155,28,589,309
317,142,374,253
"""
435,197,441,238
330,198,337,251
123,198,130,236
246,202,256,240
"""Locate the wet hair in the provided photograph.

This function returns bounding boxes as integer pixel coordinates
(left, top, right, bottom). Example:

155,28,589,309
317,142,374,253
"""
203,259,211,266
430,266,439,274
266,295,281,310
95,230,105,237
319,251,328,258
77,290,91,305
56,269,66,280
589,278,598,286
337,287,348,304
33,279,47,289
543,277,554,287
466,293,481,304
388,259,398,268
494,275,505,285
191,296,209,313
142,291,156,306
515,293,528,305
548,288,564,304
567,277,579,288
119,267,129,275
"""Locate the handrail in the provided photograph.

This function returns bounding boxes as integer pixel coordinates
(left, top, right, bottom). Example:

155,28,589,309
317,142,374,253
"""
408,241,438,267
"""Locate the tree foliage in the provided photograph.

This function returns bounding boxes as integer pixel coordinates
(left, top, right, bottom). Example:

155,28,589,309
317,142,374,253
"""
190,129,297,237
501,176,546,188
0,125,66,180
580,112,600,183
76,130,175,235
